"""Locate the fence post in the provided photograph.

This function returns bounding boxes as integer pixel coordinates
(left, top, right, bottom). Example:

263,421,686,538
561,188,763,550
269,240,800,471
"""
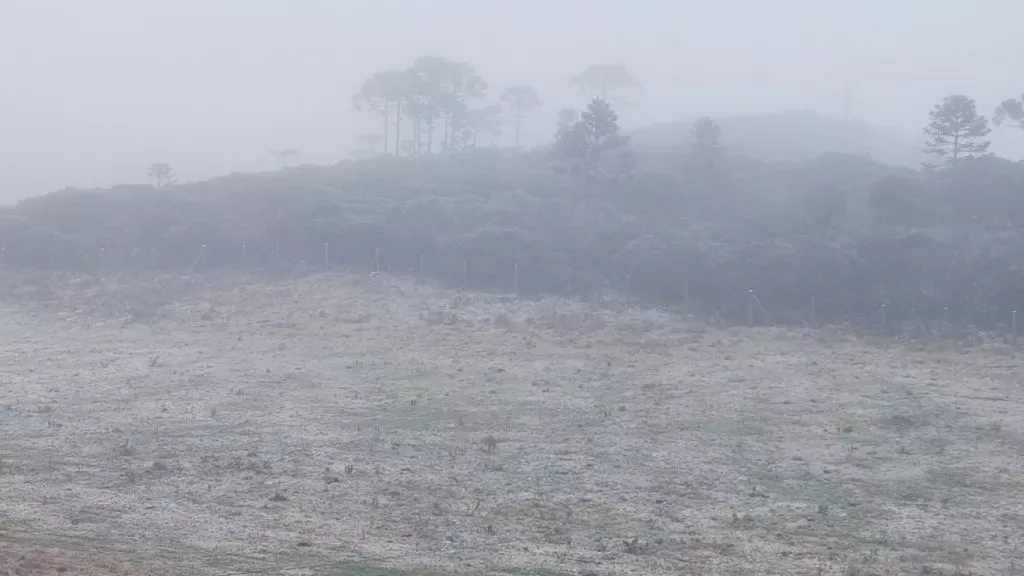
810,294,816,327
880,303,888,330
683,280,690,306
374,245,381,273
943,306,949,329
323,242,329,269
195,243,207,273
513,262,519,297
626,274,633,308
1013,310,1018,346
461,259,468,290
747,289,755,326
99,246,106,276
241,243,247,265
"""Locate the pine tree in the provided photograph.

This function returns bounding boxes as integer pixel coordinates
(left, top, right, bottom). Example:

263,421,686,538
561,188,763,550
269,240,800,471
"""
688,117,723,170
553,98,630,176
923,95,991,169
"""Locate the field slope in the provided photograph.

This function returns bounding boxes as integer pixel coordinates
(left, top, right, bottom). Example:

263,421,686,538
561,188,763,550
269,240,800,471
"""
0,272,1020,575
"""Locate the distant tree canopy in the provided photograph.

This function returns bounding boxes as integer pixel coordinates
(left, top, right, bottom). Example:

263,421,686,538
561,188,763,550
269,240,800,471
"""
500,85,542,147
147,163,176,188
353,57,531,156
570,65,637,103
8,58,1024,334
352,56,491,154
994,94,1024,130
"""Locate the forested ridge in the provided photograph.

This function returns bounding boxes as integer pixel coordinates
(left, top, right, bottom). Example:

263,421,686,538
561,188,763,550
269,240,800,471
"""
5,57,1024,331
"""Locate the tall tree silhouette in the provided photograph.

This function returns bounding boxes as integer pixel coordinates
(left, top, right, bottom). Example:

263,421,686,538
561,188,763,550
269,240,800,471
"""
553,97,631,177
688,117,723,169
500,85,542,146
353,72,397,154
406,57,486,154
147,163,176,188
923,95,991,169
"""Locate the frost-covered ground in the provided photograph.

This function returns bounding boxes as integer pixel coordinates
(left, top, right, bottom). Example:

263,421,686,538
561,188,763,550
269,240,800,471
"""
0,272,1021,575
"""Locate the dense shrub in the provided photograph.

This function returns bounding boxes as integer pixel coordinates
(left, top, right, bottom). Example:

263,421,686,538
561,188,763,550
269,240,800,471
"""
4,146,1024,330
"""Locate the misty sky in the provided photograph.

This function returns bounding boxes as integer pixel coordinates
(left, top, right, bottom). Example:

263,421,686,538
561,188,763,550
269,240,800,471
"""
2,0,1022,200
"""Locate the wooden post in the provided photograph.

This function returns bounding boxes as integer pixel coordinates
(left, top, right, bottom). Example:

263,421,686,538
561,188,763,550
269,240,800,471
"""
461,259,467,290
374,245,381,273
190,244,206,273
323,242,329,269
513,262,519,297
747,289,755,326
810,294,817,327
943,306,949,327
1013,310,1018,346
683,280,690,306
241,243,247,264
880,303,888,330
626,274,633,308
99,247,105,275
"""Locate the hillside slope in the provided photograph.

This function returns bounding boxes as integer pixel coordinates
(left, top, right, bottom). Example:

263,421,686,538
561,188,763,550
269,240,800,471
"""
630,110,925,168
2,141,1023,330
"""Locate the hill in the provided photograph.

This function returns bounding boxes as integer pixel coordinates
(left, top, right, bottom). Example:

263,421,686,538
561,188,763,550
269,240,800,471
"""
630,110,926,168
2,136,1023,331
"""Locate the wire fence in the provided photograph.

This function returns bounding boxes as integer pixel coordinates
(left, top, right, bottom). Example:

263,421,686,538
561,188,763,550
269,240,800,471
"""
0,522,415,576
0,238,1019,344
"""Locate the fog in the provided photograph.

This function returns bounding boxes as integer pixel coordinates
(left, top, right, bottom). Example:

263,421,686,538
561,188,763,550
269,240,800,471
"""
2,0,1022,199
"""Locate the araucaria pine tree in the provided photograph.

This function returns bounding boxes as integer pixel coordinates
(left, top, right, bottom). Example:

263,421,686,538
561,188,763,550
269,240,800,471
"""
553,97,631,176
923,95,991,169
688,116,723,170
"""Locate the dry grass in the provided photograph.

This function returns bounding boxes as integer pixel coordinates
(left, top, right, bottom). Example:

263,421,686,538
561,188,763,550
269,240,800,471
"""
0,271,1021,575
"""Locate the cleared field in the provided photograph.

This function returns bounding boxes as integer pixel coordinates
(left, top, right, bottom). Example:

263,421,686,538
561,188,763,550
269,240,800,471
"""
0,273,1021,575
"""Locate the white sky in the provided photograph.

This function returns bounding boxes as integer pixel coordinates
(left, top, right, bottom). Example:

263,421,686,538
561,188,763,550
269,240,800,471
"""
1,0,1022,199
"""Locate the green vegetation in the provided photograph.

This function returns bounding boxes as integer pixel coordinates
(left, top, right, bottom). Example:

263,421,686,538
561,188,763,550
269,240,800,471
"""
4,59,1023,331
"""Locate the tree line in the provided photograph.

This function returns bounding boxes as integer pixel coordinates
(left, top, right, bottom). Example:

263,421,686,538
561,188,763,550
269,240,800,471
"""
146,56,1022,188
350,59,638,156
23,55,1024,334
349,55,1022,171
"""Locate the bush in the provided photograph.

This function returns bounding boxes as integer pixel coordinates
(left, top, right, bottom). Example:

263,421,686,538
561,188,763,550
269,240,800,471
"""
4,149,1024,330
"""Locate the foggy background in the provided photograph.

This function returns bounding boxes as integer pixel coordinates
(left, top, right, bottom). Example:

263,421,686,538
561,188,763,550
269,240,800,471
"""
2,0,1022,201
